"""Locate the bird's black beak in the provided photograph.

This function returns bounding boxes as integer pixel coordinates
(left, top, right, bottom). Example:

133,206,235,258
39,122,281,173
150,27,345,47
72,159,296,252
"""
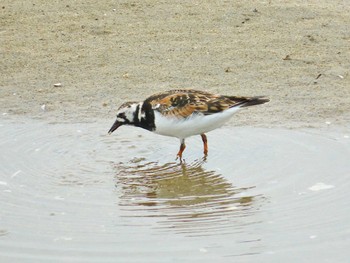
108,120,123,134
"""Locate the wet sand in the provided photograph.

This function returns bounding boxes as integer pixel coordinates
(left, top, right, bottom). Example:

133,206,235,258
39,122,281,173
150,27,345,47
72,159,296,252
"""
1,0,350,128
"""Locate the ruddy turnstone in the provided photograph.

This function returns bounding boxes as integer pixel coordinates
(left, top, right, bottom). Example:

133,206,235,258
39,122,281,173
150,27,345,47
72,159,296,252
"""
108,89,269,159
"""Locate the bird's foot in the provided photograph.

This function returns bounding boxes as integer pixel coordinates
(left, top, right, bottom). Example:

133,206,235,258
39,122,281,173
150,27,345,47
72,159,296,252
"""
176,153,184,163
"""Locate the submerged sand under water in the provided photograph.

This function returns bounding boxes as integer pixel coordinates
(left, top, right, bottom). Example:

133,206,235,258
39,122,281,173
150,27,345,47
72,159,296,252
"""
1,117,350,262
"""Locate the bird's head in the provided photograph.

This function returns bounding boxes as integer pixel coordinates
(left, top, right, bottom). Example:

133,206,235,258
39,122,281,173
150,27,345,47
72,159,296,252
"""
108,101,140,134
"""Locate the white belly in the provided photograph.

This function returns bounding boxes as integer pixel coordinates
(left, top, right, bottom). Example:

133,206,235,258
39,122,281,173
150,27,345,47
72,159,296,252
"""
153,107,241,139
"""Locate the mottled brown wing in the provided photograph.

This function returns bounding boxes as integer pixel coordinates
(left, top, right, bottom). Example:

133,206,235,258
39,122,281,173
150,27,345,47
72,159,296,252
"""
144,89,243,118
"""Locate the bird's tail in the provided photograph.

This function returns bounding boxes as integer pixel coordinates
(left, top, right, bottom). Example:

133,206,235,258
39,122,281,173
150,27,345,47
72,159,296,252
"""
228,96,270,108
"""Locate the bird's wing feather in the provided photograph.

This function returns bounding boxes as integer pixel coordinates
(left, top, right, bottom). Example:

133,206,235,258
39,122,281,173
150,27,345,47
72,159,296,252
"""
144,89,254,118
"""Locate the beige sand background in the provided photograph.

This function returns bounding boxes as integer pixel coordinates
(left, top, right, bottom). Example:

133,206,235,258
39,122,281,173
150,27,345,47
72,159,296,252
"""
1,0,349,128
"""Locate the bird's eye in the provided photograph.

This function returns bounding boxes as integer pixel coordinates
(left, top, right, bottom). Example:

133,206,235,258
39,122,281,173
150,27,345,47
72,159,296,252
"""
116,113,127,123
117,113,126,118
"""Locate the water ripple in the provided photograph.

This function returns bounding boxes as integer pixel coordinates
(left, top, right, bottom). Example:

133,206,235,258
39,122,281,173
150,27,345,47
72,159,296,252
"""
1,117,350,262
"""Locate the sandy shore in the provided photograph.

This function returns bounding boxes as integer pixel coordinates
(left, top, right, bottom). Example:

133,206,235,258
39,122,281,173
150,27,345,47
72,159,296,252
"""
1,0,349,128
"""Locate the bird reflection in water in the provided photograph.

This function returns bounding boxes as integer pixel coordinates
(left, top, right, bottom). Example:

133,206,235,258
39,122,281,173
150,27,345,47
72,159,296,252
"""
114,158,263,236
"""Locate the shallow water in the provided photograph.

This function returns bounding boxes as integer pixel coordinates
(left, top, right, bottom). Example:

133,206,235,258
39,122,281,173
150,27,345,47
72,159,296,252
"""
1,117,350,262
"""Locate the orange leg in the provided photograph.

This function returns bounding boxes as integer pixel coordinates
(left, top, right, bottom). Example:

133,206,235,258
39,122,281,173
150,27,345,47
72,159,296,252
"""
177,139,186,160
201,134,208,155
